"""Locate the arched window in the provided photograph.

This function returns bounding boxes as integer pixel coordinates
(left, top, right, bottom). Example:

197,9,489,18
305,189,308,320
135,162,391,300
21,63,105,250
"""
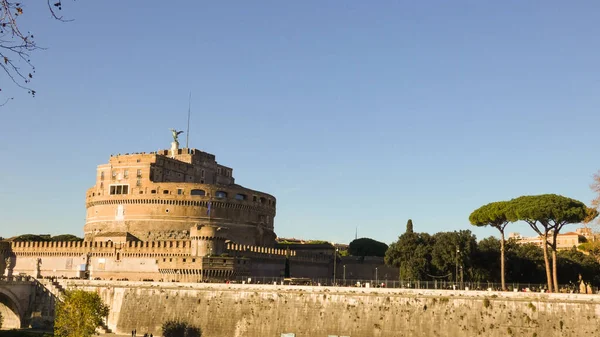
235,194,247,201
215,191,227,199
191,189,206,196
260,197,266,204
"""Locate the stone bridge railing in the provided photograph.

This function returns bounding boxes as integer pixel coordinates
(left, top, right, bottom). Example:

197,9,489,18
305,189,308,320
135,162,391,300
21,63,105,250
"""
0,275,37,284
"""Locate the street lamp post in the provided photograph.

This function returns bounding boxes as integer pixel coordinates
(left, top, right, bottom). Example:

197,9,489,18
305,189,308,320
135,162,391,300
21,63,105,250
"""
333,246,338,286
343,265,346,284
376,267,378,286
455,247,460,286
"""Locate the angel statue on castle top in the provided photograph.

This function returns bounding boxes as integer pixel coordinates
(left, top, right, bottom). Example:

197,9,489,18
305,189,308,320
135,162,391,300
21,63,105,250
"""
170,128,184,144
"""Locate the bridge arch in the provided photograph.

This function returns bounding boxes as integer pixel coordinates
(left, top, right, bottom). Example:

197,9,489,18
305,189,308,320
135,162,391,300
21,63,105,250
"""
0,288,24,329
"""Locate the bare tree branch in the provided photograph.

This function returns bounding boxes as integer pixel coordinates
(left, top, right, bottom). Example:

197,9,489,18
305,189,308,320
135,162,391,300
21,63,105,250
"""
0,0,71,104
47,0,73,22
0,96,12,106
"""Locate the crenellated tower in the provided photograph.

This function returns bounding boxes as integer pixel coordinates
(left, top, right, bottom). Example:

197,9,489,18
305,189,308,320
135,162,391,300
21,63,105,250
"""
190,225,228,257
83,138,277,246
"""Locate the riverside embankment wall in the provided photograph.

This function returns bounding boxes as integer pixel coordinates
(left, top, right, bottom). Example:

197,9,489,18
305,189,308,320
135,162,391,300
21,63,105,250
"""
63,280,600,337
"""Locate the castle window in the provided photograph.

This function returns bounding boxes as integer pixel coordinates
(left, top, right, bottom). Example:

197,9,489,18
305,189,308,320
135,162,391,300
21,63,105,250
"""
100,182,104,189
260,197,266,204
137,169,142,177
201,169,205,178
163,190,169,195
136,179,141,187
183,258,186,262
216,191,227,199
253,196,257,202
112,170,117,179
191,189,205,196
235,194,247,201
109,184,129,195
192,258,196,263
124,169,129,178
177,188,183,195
151,190,157,194
100,171,104,180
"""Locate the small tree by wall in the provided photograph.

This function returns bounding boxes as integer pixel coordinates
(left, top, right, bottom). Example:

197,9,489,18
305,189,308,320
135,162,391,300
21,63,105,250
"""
54,290,109,337
162,320,202,337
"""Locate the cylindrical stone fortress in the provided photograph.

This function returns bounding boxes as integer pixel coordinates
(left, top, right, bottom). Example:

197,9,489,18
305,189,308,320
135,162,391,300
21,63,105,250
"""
83,144,276,246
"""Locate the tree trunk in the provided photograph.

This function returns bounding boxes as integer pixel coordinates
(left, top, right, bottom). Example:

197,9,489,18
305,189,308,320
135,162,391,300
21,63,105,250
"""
500,230,506,291
542,232,553,292
552,231,559,292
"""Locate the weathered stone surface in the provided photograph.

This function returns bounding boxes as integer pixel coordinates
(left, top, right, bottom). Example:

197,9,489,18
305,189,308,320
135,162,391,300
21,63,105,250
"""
84,149,277,247
0,278,56,330
65,280,600,337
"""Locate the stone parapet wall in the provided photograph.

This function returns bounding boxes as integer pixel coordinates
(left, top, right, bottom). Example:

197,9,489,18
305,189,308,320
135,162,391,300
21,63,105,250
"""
225,242,290,256
7,240,335,281
10,240,192,256
62,280,600,337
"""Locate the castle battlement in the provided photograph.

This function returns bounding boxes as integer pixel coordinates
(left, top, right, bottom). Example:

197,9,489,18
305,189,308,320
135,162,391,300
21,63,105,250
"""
225,242,291,257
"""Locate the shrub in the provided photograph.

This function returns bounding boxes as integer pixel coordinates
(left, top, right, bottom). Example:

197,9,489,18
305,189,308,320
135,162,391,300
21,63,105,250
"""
162,320,202,337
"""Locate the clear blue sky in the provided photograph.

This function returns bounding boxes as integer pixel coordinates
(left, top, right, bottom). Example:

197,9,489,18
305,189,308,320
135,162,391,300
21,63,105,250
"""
1,1,599,244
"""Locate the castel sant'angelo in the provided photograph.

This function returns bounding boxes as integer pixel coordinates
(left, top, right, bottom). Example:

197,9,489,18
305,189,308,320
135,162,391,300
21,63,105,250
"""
84,130,277,246
0,131,393,282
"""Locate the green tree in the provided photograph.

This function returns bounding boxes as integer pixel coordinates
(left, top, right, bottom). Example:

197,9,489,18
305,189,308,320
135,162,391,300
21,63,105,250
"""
510,194,595,292
51,234,83,242
469,201,511,290
162,320,202,337
473,236,501,282
431,230,478,282
579,240,600,260
506,241,546,284
348,238,388,257
558,248,600,287
12,234,51,242
54,290,109,337
406,219,414,234
385,232,434,281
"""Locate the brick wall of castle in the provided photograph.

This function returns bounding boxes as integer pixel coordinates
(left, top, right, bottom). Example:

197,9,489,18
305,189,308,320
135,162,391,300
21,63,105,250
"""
4,239,335,281
84,149,277,246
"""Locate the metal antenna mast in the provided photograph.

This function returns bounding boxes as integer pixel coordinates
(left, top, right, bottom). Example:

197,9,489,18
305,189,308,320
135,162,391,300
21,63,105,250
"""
186,92,191,149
